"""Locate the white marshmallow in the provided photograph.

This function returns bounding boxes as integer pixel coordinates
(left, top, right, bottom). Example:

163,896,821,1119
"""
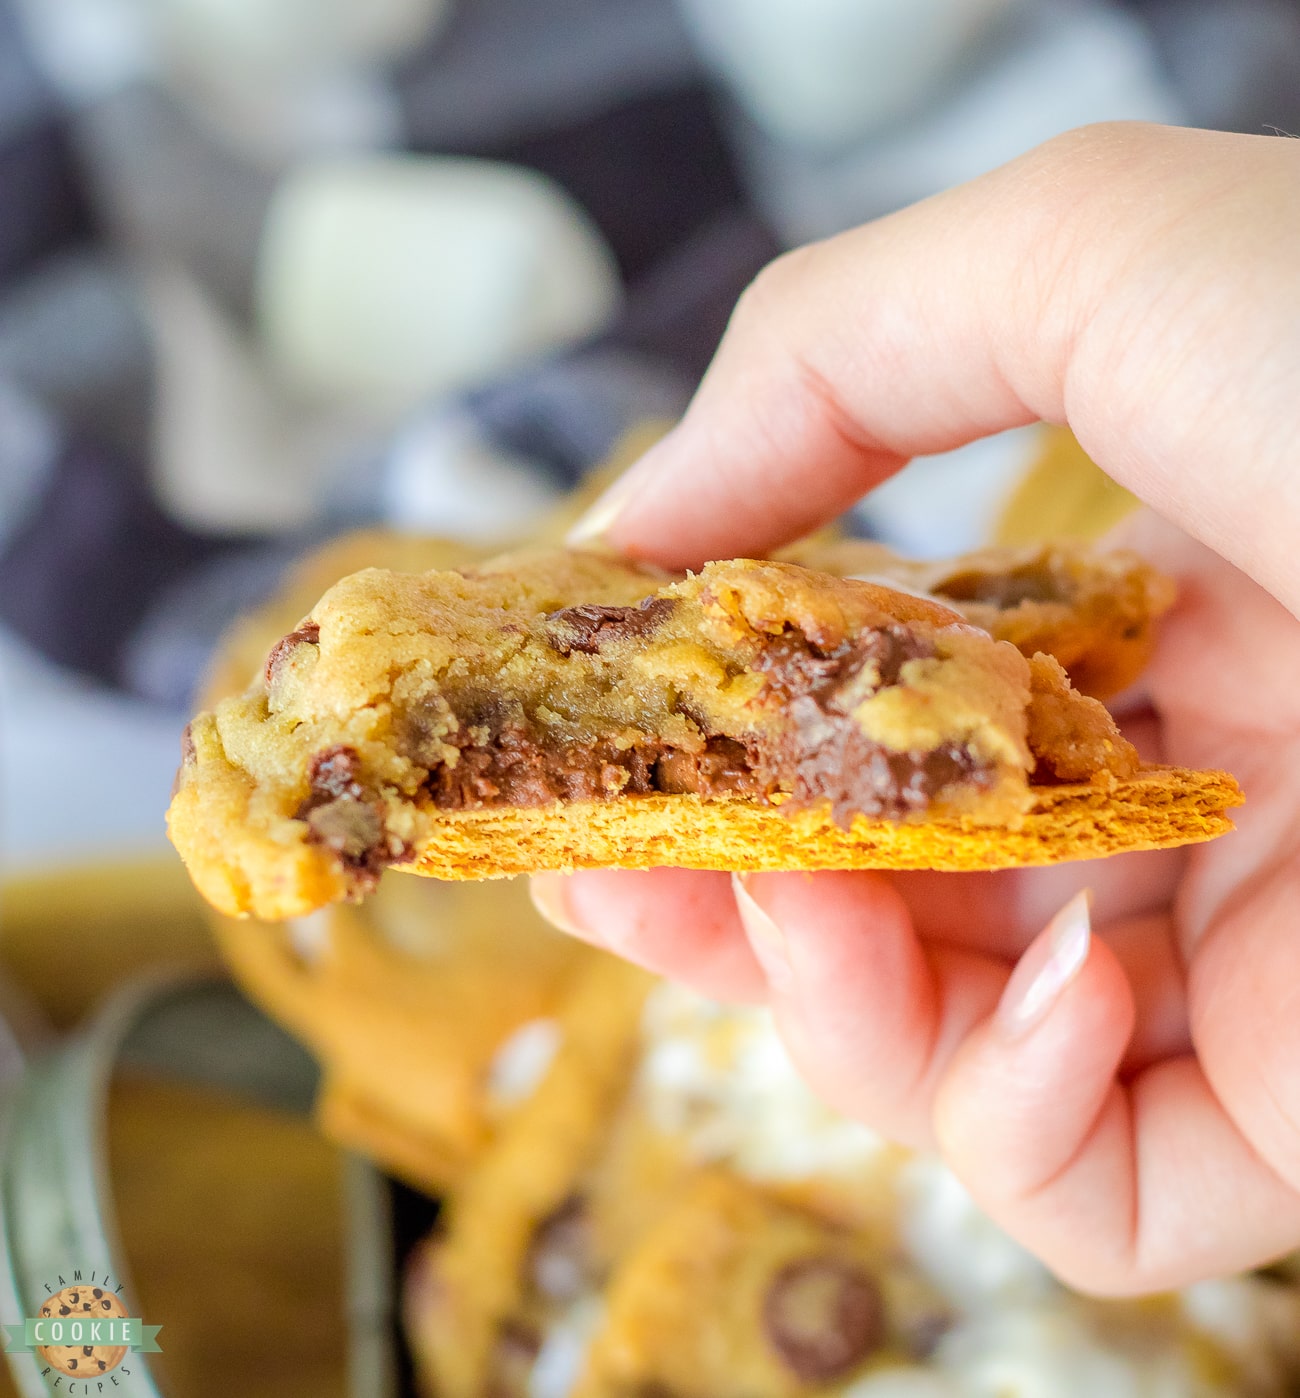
257,156,622,415
676,0,1017,147
145,0,449,77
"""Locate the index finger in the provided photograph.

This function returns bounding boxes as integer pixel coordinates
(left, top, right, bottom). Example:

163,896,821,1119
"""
572,123,1300,615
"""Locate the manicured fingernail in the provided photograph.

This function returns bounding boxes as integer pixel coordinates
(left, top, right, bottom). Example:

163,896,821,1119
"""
530,874,588,940
732,873,793,991
997,890,1091,1038
565,469,641,549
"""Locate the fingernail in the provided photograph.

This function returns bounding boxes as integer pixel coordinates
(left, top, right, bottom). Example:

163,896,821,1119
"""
996,890,1091,1039
732,873,794,991
564,469,642,549
529,874,587,940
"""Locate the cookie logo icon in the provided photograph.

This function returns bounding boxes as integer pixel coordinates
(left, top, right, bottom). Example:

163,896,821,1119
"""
3,1268,162,1384
36,1286,129,1377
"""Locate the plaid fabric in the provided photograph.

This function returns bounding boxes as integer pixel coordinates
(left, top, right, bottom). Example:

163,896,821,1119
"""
0,0,1294,708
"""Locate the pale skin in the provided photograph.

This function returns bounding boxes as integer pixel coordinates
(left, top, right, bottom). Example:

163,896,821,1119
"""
529,123,1300,1295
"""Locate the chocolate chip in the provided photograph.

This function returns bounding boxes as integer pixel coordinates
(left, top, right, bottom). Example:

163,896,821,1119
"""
97,1359,107,1370
529,1197,594,1302
937,566,1062,609
762,1257,884,1383
82,1347,93,1356
264,621,321,686
92,1289,102,1299
304,797,384,861
306,745,365,802
654,737,761,797
59,1307,70,1316
68,1292,79,1305
543,597,675,656
100,1299,112,1311
786,695,989,827
757,626,933,703
428,726,765,811
487,1321,541,1398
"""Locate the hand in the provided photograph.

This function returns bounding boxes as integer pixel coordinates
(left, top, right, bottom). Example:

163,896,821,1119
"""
530,123,1300,1295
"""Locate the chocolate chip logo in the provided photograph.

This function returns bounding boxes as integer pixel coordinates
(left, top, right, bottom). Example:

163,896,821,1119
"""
3,1270,161,1382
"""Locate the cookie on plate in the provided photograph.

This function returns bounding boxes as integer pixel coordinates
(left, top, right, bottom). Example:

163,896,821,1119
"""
169,547,1240,920
405,980,1300,1398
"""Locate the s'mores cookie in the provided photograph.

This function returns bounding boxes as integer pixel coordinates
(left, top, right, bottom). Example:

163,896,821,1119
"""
169,547,1240,921
405,981,1300,1398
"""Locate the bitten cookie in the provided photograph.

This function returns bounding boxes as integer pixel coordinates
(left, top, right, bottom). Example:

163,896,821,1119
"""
169,547,1240,920
196,528,600,1190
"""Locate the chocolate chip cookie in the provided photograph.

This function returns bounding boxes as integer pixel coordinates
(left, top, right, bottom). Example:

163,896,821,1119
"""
169,547,1239,920
406,981,1300,1398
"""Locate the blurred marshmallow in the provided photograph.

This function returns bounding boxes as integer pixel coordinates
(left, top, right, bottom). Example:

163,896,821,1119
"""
256,155,622,416
675,0,1019,147
728,0,1181,245
144,0,449,79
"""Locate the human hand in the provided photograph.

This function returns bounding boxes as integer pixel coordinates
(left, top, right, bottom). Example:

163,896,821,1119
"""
530,123,1300,1294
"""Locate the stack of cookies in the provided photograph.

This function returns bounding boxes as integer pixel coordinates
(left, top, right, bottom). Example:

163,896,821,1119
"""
170,519,1289,1396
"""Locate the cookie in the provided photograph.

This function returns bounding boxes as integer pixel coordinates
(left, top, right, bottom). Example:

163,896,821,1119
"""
406,981,1300,1398
408,953,656,1398
785,536,1172,699
200,529,490,708
198,528,608,1188
210,873,593,1194
37,1286,128,1379
169,547,1239,920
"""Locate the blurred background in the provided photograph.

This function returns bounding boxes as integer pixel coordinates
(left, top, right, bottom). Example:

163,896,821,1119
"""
2,0,1299,872
3,5,1300,1396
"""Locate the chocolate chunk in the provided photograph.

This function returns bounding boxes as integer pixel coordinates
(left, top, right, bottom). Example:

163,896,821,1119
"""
937,566,1062,609
529,1197,594,1302
544,597,676,655
173,722,196,800
307,745,365,802
757,626,933,703
304,797,384,860
762,1257,884,1383
428,726,766,811
786,694,989,827
654,737,761,797
297,745,408,890
487,1321,541,1398
264,621,321,686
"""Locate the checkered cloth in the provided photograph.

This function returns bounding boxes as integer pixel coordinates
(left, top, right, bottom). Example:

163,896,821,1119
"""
1,0,1296,707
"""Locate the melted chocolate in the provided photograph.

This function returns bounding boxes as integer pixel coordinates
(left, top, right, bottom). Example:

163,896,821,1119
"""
264,621,321,685
543,597,676,655
429,729,767,809
297,745,411,890
419,623,990,824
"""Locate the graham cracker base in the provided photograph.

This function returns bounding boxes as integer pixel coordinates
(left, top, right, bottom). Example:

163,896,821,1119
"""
408,766,1242,881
